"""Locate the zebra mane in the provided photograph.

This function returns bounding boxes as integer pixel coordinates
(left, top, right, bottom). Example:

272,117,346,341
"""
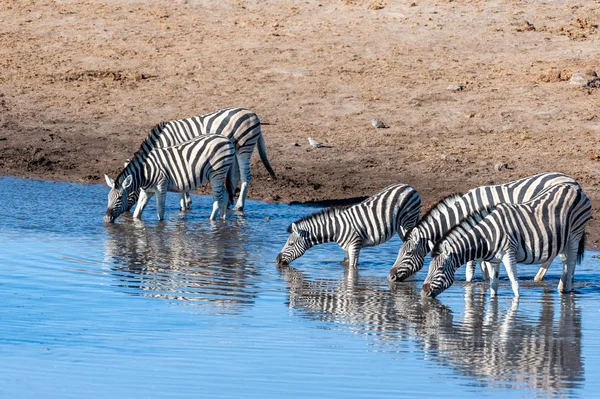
115,122,166,185
287,205,351,233
405,193,463,239
431,206,494,257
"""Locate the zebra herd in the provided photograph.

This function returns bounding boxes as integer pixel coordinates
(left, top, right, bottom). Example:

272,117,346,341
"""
276,173,591,298
103,108,592,299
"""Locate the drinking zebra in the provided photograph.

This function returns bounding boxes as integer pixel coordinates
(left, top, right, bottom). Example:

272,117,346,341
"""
104,129,235,222
421,182,591,298
124,107,275,212
275,184,421,268
388,172,578,283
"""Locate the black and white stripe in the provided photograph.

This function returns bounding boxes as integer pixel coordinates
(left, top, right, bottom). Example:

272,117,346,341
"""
105,131,235,222
422,182,591,297
125,107,275,212
275,184,421,268
388,172,578,282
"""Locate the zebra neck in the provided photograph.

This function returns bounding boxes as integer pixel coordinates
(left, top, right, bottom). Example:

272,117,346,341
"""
121,160,148,191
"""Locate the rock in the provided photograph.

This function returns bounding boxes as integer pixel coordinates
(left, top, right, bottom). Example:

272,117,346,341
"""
447,84,464,92
589,153,600,161
570,71,600,87
371,119,389,128
494,162,508,172
441,154,458,162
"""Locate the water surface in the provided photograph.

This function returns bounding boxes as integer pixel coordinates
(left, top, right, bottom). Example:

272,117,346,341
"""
1,177,599,398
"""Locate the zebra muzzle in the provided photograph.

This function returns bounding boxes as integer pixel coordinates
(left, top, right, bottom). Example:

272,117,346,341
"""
275,253,288,266
104,212,115,223
421,282,434,297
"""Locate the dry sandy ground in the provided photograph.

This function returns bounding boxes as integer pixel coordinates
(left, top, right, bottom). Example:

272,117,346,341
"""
1,0,600,244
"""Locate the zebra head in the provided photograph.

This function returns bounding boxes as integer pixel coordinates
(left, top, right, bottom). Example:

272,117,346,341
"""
421,242,459,298
104,174,133,223
388,228,433,282
276,222,311,266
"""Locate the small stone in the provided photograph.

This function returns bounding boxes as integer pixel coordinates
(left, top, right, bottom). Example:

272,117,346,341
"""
447,84,463,92
589,153,600,161
294,143,300,147
371,119,389,128
441,154,458,162
494,162,508,172
570,71,600,87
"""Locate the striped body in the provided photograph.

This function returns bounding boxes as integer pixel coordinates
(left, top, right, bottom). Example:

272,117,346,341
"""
105,133,235,222
126,107,275,212
388,172,578,282
422,182,591,297
276,184,421,268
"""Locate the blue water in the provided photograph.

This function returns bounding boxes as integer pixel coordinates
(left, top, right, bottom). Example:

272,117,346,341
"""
1,177,599,398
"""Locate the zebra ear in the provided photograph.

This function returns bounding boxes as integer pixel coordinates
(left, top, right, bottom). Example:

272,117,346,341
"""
442,241,451,254
121,175,133,190
105,174,115,188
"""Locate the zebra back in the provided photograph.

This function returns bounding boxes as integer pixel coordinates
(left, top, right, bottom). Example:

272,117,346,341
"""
458,172,577,215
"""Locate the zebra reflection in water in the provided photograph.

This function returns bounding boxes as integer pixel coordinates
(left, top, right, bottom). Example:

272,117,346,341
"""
277,266,583,395
103,217,259,313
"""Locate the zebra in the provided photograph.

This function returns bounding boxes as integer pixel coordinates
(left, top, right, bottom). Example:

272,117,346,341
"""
124,107,275,213
104,128,235,222
388,172,579,283
421,182,591,298
275,184,421,268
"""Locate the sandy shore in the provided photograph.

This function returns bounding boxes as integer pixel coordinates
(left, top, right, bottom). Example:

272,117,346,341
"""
1,0,599,245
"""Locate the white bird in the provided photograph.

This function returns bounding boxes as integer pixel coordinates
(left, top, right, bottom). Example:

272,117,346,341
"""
307,137,332,148
371,119,389,128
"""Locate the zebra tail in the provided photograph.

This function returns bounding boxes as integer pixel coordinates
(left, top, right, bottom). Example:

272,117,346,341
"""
577,231,586,265
257,133,276,179
225,170,236,207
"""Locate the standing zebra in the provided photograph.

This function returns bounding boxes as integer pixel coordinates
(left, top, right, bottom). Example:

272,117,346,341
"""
275,184,421,268
388,172,578,283
124,107,275,212
421,182,591,298
104,130,235,222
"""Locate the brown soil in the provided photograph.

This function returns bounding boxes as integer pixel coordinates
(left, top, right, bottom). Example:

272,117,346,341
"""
1,0,600,245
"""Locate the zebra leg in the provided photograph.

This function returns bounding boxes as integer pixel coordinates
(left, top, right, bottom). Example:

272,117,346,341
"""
487,261,501,297
179,192,188,211
501,252,520,298
155,182,168,221
480,260,490,281
347,246,360,268
209,175,228,220
233,155,251,211
133,189,153,219
465,260,476,282
534,258,554,282
558,239,578,293
341,250,349,266
184,192,192,209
